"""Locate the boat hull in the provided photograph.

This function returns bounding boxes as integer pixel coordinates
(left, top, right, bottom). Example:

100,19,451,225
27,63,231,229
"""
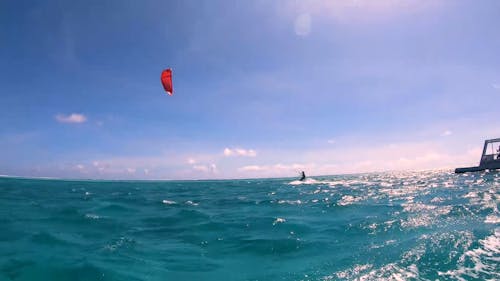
455,162,500,173
455,166,485,173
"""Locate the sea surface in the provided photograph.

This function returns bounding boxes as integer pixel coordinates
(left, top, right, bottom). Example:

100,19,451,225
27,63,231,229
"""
0,171,498,281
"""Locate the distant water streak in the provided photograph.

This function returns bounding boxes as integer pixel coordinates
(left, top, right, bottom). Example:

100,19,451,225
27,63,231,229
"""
0,171,498,280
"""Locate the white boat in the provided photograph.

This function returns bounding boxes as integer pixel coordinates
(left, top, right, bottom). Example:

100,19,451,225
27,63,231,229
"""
455,138,500,173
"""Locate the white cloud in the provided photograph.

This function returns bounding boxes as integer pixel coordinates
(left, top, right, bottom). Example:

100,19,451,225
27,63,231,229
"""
327,139,336,144
223,147,257,157
91,161,109,173
492,83,500,90
294,13,311,36
239,163,307,173
236,133,490,178
238,165,265,172
33,117,497,180
193,163,217,174
143,168,149,175
304,141,481,174
193,165,208,172
126,168,136,174
72,164,89,174
441,130,452,137
55,113,87,123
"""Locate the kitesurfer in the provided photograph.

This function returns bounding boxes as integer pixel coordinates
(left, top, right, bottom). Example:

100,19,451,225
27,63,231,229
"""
299,171,306,181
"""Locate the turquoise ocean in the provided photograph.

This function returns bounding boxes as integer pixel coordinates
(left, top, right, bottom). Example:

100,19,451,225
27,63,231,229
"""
0,171,498,280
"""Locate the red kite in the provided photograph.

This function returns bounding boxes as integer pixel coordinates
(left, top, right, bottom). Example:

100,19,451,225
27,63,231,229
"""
161,68,173,95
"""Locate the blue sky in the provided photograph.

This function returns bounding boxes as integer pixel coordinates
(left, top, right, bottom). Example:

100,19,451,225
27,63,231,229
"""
1,0,499,179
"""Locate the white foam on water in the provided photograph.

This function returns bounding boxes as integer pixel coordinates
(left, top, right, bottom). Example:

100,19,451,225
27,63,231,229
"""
273,217,286,225
332,263,373,279
386,239,397,245
162,199,176,205
400,204,452,229
402,202,437,212
463,191,478,198
288,178,319,185
400,214,433,228
277,199,303,205
482,191,499,212
338,195,362,206
465,190,499,214
365,231,474,281
439,228,500,280
368,223,377,230
380,182,393,187
185,200,199,206
400,198,453,228
288,178,368,187
85,213,100,219
415,231,475,263
430,196,445,203
485,215,500,224
327,180,351,187
334,263,419,281
383,220,397,232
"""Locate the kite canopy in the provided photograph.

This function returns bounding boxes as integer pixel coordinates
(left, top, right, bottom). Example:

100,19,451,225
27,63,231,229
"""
161,68,173,95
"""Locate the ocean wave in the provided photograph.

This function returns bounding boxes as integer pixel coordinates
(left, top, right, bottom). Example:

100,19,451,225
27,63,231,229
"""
1,171,499,281
331,263,420,281
439,228,500,280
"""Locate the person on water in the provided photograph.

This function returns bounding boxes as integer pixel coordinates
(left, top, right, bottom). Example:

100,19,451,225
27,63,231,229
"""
299,171,306,181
